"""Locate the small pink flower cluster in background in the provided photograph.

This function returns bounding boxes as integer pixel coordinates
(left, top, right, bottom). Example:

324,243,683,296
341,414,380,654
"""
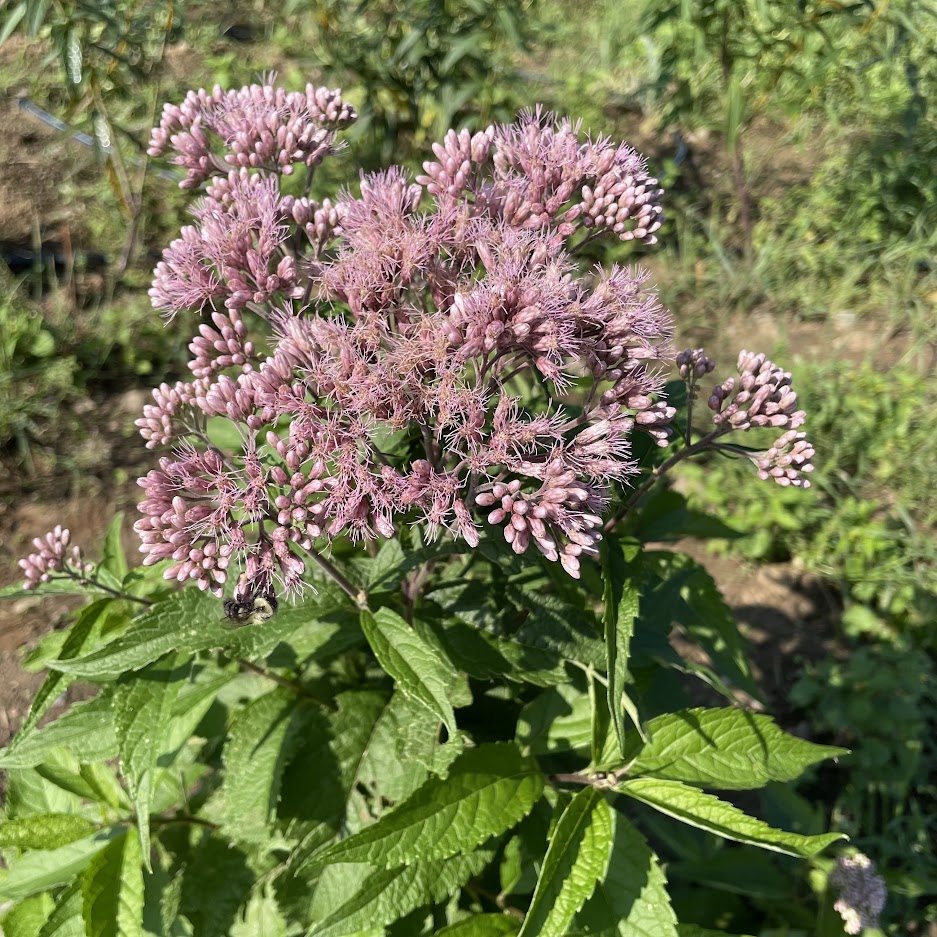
19,526,93,590
677,348,815,488
830,853,887,934
125,80,815,598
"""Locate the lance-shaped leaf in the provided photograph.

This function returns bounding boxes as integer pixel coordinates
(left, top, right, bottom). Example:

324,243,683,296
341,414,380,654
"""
0,696,117,769
0,814,96,851
311,848,494,937
617,778,846,858
619,707,849,789
81,830,144,937
113,651,189,866
47,590,224,680
602,537,643,755
517,788,614,937
0,828,124,902
573,811,678,936
38,879,84,937
18,599,112,737
313,742,542,868
360,608,459,736
2,893,55,937
222,688,314,846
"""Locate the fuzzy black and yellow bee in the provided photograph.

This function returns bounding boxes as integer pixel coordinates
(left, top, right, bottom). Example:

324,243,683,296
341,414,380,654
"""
223,576,279,626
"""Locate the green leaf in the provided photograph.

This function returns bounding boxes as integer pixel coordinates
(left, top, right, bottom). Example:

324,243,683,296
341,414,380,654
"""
1,892,54,937
517,788,613,937
99,513,128,582
516,685,592,757
81,830,144,937
617,778,846,857
436,915,520,936
642,553,757,699
351,690,457,805
38,879,85,937
0,814,97,850
360,608,459,736
0,828,124,902
18,600,112,736
311,848,494,937
602,537,643,755
313,742,542,868
422,617,567,687
222,688,312,845
0,696,118,768
621,707,848,789
230,886,287,937
573,811,678,937
510,590,605,670
46,590,224,680
113,652,188,866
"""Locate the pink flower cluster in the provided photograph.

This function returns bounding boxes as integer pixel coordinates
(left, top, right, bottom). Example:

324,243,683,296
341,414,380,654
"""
18,526,93,590
148,82,356,188
130,80,813,598
707,350,814,487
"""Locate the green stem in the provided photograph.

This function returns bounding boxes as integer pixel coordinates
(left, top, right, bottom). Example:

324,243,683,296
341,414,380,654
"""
305,546,369,610
603,429,725,532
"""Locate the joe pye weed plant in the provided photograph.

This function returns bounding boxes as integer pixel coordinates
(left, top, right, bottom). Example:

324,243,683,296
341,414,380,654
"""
0,79,881,937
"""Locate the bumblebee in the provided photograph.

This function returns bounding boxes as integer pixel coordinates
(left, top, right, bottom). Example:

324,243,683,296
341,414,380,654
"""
223,577,279,626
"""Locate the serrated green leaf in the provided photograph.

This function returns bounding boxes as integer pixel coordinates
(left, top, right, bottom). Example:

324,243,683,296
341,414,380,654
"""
360,608,458,736
620,708,849,789
222,689,313,845
436,914,520,936
1,891,54,936
81,830,143,937
617,778,846,857
353,690,456,805
573,811,678,937
222,600,350,661
641,553,757,699
0,814,96,850
230,886,287,937
46,591,223,680
18,600,113,737
3,766,82,818
0,696,117,768
313,742,542,869
510,590,605,670
516,686,592,757
0,828,124,902
422,617,567,687
602,537,643,755
311,848,494,937
517,788,613,937
38,879,85,937
178,835,253,936
113,652,189,867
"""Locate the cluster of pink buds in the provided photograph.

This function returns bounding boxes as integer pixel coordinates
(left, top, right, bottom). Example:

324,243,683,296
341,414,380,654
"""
148,82,356,188
18,527,94,590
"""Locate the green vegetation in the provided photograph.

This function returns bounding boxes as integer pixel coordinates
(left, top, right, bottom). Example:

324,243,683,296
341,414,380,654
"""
1,0,936,932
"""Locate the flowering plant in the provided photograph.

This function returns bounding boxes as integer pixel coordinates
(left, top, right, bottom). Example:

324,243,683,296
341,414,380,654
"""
0,81,866,936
